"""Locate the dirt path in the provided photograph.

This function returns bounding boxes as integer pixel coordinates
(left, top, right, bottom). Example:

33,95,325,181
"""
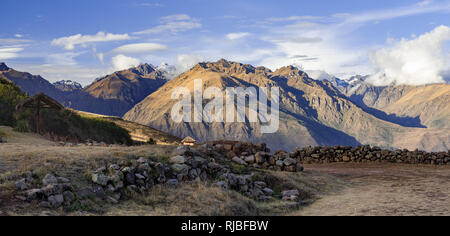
293,163,450,216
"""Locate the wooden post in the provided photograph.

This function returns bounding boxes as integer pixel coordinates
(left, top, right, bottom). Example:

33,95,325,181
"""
36,98,41,134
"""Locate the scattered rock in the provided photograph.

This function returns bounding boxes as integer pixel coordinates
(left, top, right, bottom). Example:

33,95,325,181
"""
232,156,247,166
170,156,186,164
167,179,179,186
63,191,75,202
216,181,228,189
244,155,255,163
15,179,29,191
42,174,58,186
48,194,64,208
262,188,274,196
283,158,297,166
91,174,109,186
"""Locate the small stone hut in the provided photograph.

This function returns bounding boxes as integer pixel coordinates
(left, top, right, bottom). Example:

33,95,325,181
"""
181,136,196,146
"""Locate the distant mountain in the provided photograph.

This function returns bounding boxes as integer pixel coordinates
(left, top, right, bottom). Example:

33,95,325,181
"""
67,63,167,116
0,62,168,117
0,62,64,100
344,83,450,129
124,59,450,152
53,80,82,92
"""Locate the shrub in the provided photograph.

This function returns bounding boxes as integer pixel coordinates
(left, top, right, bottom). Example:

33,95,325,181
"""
147,138,156,145
0,77,27,126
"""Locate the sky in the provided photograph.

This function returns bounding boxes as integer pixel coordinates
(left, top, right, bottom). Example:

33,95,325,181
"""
0,0,450,86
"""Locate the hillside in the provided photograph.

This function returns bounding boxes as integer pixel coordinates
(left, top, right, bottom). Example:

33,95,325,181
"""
74,110,181,144
0,63,63,100
124,59,449,152
66,64,167,116
0,63,168,117
344,83,450,129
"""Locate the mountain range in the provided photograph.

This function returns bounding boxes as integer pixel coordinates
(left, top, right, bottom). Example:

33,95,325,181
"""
1,60,449,152
0,62,167,116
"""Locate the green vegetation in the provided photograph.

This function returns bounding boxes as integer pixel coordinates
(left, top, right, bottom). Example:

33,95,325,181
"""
0,76,132,145
15,109,132,145
0,76,27,126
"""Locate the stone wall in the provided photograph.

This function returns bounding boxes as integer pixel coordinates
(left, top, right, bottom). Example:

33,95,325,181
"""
290,145,450,165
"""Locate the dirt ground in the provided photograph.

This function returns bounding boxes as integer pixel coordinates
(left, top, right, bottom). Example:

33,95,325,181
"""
293,163,450,216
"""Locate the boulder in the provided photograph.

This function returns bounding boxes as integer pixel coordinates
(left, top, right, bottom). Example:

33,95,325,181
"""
216,181,228,189
262,188,274,196
15,179,29,190
244,155,255,163
92,185,106,198
255,152,266,164
283,158,297,166
91,174,109,186
77,188,94,199
276,160,284,167
232,156,247,166
42,174,58,186
296,164,304,172
170,156,187,164
63,191,75,202
57,177,70,184
254,181,267,189
125,173,136,185
48,194,64,208
171,164,189,175
167,179,179,186
282,189,299,198
25,189,44,201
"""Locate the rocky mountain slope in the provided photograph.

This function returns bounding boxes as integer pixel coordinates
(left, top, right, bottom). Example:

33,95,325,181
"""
124,59,450,152
53,80,82,92
0,62,64,100
0,63,168,117
66,64,167,116
343,83,450,129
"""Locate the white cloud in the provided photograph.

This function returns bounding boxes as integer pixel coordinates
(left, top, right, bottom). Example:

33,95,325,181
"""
265,16,322,22
135,2,163,7
340,0,450,24
51,32,132,50
134,14,201,35
15,34,23,38
0,47,24,60
226,32,251,40
46,51,86,66
135,21,201,35
111,54,141,71
160,14,192,22
0,38,32,45
111,43,169,54
367,25,450,86
175,54,203,73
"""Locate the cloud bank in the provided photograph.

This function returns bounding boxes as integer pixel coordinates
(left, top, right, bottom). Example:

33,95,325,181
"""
52,32,132,50
368,25,450,86
112,54,141,71
111,43,169,54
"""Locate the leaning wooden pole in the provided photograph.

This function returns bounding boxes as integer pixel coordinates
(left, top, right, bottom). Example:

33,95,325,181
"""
36,98,41,134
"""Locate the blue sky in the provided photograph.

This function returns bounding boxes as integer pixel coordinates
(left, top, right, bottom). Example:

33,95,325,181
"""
1,0,450,85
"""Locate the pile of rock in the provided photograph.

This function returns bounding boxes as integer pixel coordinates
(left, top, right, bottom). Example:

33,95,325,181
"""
16,173,75,208
217,173,274,201
207,141,304,172
290,145,450,165
88,146,231,203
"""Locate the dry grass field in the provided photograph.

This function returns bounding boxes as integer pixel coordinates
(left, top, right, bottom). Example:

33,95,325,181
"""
293,163,450,216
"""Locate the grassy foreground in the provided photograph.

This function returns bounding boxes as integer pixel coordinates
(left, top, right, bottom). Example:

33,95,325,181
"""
0,127,338,216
